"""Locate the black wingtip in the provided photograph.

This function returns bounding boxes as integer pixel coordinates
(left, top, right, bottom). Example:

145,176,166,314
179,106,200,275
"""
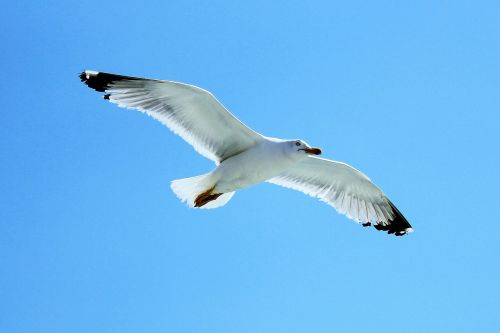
78,71,87,82
79,70,111,92
373,201,413,236
79,70,142,93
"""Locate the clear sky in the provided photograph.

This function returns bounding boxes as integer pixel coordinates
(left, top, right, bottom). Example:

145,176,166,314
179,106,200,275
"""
1,1,499,332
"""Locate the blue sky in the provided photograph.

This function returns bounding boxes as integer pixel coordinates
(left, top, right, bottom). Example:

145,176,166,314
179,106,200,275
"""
1,1,499,332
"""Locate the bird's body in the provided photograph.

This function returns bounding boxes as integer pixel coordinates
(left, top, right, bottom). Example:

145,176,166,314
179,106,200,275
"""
172,138,319,209
80,70,413,236
213,139,302,193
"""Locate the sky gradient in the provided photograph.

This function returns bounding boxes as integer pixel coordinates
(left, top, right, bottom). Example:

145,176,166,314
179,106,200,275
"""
1,1,499,332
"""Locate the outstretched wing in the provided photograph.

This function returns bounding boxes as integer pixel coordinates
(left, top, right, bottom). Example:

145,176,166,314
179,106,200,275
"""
80,70,264,163
267,156,412,236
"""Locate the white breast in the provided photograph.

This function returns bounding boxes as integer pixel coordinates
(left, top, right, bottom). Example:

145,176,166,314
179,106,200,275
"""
213,140,298,193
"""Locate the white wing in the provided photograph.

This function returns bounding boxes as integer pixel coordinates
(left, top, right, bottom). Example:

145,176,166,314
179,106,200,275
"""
268,156,412,236
80,70,264,163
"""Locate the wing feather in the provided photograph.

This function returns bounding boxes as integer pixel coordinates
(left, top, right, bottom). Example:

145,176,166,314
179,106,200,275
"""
268,156,412,236
80,70,263,163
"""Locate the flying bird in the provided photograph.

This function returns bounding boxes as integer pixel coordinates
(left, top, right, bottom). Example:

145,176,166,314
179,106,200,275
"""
79,70,413,236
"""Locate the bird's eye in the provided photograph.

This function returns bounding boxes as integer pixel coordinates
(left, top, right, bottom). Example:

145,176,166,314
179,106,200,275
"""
295,142,301,146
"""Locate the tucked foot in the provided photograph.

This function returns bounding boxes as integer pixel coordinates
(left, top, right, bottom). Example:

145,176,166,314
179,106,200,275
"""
194,187,223,207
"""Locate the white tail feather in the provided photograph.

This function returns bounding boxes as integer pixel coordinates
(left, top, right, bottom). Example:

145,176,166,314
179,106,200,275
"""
170,173,234,209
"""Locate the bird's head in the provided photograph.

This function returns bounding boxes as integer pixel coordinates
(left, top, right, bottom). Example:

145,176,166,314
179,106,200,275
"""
287,140,322,156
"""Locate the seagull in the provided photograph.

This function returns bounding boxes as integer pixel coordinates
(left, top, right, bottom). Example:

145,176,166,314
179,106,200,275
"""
79,70,413,236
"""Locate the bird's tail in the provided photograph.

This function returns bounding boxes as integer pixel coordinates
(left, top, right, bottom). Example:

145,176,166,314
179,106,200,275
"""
170,173,234,209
